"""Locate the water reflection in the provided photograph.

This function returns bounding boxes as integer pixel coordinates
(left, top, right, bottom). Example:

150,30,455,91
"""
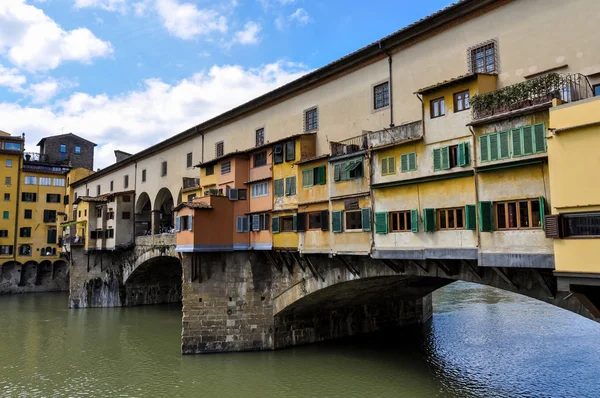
0,282,599,397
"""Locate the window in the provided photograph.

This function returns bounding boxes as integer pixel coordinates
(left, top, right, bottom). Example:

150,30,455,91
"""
24,176,36,185
5,159,12,167
21,192,37,202
273,144,284,164
161,161,167,177
381,157,396,175
0,230,7,237
86,188,89,196
235,216,249,233
96,208,102,218
221,161,231,174
281,216,294,232
304,107,318,131
302,166,326,187
20,227,32,237
285,141,295,162
400,153,417,172
74,145,81,154
142,169,147,183
374,82,390,110
4,177,10,185
437,208,465,230
19,244,32,256
333,159,364,182
24,209,32,219
308,212,323,230
46,194,60,203
430,97,445,118
256,128,265,147
110,181,114,191
0,245,13,255
47,229,57,244
186,152,193,168
389,211,412,232
216,141,224,157
254,151,267,167
251,182,268,198
4,142,21,151
345,211,363,230
433,143,470,171
3,193,9,201
39,177,51,186
53,178,65,187
470,41,497,73
107,211,115,220
106,229,114,239
594,84,600,97
238,189,247,200
479,124,546,162
96,185,101,196
60,144,67,153
285,176,296,196
43,210,56,223
205,165,214,176
495,199,542,230
84,209,87,216
563,213,600,237
454,90,470,112
274,179,284,197
187,194,196,201
124,175,129,189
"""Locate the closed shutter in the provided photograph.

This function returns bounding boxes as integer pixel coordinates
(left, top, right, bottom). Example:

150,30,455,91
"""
458,142,467,166
512,128,523,156
302,170,311,187
400,154,408,172
539,196,546,230
292,214,297,232
272,217,280,234
423,208,436,232
361,208,372,232
274,179,284,197
411,209,419,232
47,229,57,244
408,152,417,171
284,178,290,196
441,146,450,170
465,204,476,230
544,214,561,238
320,210,329,231
296,212,306,232
433,148,442,171
188,215,193,231
334,164,342,182
480,135,489,162
522,125,534,155
43,210,50,223
286,176,296,195
63,195,69,205
318,166,326,185
176,216,181,232
332,211,343,233
533,123,546,153
375,212,388,234
489,132,499,161
252,215,260,231
499,130,510,159
478,201,493,232
388,157,396,174
382,158,389,174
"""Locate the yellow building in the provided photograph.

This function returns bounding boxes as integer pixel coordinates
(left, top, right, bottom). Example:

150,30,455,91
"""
0,131,24,260
547,95,600,297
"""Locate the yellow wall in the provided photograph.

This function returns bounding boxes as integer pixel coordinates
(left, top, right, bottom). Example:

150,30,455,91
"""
298,159,329,204
330,196,371,255
272,139,300,211
330,155,370,198
0,151,20,261
272,211,298,249
298,202,330,254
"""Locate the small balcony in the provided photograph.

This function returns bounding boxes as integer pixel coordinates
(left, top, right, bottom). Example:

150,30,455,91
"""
330,135,368,157
471,73,593,122
367,121,422,149
182,177,200,192
63,235,85,247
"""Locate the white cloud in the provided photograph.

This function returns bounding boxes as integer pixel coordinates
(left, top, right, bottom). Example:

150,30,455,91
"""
289,8,311,25
0,64,27,91
26,78,78,104
155,0,227,40
233,21,261,45
0,60,309,168
0,0,113,72
74,0,128,13
259,0,295,9
132,0,151,16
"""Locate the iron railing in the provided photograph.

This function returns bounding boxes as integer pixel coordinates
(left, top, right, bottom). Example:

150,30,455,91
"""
23,152,49,162
471,73,594,120
330,134,368,157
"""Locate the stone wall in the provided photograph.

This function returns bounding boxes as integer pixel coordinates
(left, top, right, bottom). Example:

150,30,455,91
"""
0,260,69,294
40,134,95,170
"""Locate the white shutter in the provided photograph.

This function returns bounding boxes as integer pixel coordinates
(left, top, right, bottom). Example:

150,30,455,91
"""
175,216,181,232
252,215,260,231
187,215,193,231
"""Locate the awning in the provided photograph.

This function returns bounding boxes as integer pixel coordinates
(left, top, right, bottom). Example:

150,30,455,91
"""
60,220,87,227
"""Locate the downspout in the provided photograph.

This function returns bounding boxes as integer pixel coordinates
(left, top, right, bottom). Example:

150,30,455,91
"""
378,41,394,128
367,148,376,256
133,162,137,242
469,126,481,249
415,93,425,140
13,151,23,262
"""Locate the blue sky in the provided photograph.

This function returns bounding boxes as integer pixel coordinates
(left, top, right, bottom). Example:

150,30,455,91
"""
0,0,452,167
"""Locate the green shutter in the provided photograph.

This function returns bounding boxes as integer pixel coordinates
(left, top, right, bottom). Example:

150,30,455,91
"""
332,211,343,233
334,164,341,182
478,201,494,232
489,132,499,161
375,212,388,234
480,135,489,162
382,158,389,175
498,130,510,159
423,208,436,232
274,179,284,197
361,208,372,232
400,154,408,172
522,125,534,155
286,176,296,196
465,204,477,230
318,166,326,185
512,128,523,156
433,148,441,171
302,170,310,187
458,142,467,166
292,214,297,232
272,217,280,234
389,157,396,174
533,123,546,153
411,209,419,232
408,152,417,171
539,196,546,230
441,146,450,170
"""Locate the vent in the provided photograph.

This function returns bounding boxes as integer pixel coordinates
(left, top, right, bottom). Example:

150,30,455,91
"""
544,214,562,239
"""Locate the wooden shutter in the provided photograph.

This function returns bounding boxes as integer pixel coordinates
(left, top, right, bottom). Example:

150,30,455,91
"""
296,212,306,232
188,215,193,231
478,201,493,232
441,146,450,170
287,176,296,195
512,128,523,157
47,229,57,244
382,158,389,175
252,215,260,231
361,208,372,232
408,152,417,171
318,166,326,185
544,214,561,238
388,157,396,174
533,123,546,153
272,217,280,234
63,195,69,205
334,164,341,181
176,216,181,232
400,154,408,172
522,125,534,155
423,208,436,232
498,130,510,159
539,196,546,230
458,142,467,166
320,210,329,231
275,179,284,197
375,212,388,234
480,135,489,162
433,148,442,171
411,209,419,232
292,214,297,232
489,132,499,161
332,211,343,233
302,170,311,187
465,204,476,230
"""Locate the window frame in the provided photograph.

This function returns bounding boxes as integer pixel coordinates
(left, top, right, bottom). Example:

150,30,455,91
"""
74,145,81,154
46,193,61,203
469,40,497,74
205,165,214,176
373,81,390,110
6,159,12,167
562,212,600,238
59,144,67,153
345,210,363,231
251,182,268,198
453,90,470,112
494,198,542,230
389,211,412,232
307,212,322,230
221,161,231,175
437,207,466,231
186,152,193,168
281,216,295,232
161,161,168,177
285,141,295,162
141,169,147,183
273,144,284,164
430,97,445,118
253,151,267,167
255,128,265,147
381,156,396,176
216,141,224,158
304,107,318,132
124,175,129,189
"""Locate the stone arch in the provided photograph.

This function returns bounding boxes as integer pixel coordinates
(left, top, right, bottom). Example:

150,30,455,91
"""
176,188,183,205
21,260,38,286
0,261,21,287
37,260,53,284
135,192,152,236
52,260,68,280
123,255,181,306
153,187,175,233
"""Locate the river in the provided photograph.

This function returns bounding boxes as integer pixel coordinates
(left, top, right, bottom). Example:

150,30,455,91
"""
1,282,599,398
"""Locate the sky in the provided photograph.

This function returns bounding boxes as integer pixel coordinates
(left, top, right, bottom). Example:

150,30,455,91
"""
0,0,453,169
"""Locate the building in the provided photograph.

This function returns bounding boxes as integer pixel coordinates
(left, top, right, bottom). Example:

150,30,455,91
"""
0,131,24,260
37,133,97,171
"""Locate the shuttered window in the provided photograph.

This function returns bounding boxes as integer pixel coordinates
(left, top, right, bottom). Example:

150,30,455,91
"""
47,229,57,244
465,204,477,230
272,217,280,233
274,179,284,197
411,209,419,232
423,208,436,232
296,212,307,232
375,212,388,234
381,157,396,175
333,159,363,181
285,176,296,196
332,211,343,233
252,215,260,231
481,124,546,162
478,202,494,232
400,153,417,172
457,143,470,166
361,208,371,232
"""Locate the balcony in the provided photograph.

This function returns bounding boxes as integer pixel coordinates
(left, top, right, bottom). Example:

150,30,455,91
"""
182,177,200,192
330,135,368,157
471,73,593,122
367,121,422,149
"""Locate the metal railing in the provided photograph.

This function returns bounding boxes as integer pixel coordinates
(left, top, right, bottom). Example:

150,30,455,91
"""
62,236,85,246
330,135,368,157
471,73,594,120
23,152,49,162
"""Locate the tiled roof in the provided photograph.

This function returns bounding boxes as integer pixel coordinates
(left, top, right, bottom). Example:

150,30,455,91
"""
295,154,330,165
173,201,213,212
415,73,496,95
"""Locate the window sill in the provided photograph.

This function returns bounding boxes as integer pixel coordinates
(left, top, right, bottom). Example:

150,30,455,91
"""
343,229,367,233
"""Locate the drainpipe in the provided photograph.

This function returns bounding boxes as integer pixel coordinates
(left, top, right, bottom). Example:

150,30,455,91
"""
367,148,376,256
469,126,481,249
199,127,204,164
415,93,425,140
378,41,394,128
